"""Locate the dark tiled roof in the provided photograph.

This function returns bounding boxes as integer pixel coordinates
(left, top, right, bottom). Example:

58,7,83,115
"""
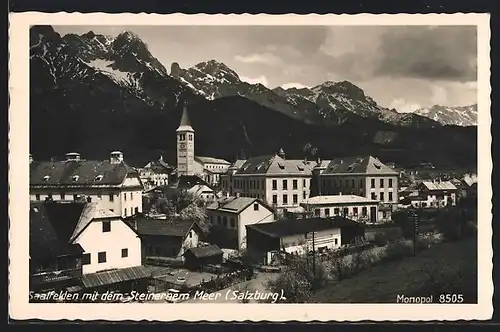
30,160,139,188
30,202,85,260
323,156,397,175
143,157,174,172
81,265,151,288
206,196,273,214
235,155,313,176
247,216,361,238
185,244,223,259
134,217,196,237
173,175,213,190
195,156,231,165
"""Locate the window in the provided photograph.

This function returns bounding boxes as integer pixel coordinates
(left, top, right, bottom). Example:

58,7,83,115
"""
223,217,228,227
121,248,128,258
48,194,52,200
189,134,193,141
362,207,367,216
334,238,338,245
272,195,278,204
371,193,377,200
293,179,298,190
124,193,127,201
35,194,40,201
253,203,259,211
303,191,307,199
262,180,265,189
360,179,364,188
382,211,387,218
389,192,393,202
109,194,114,202
217,216,221,224
353,207,358,215
314,209,320,216
303,179,306,187
334,208,340,215
135,207,139,214
230,218,236,228
371,179,375,188
352,179,355,187
283,194,288,204
272,180,277,190
124,208,127,217
343,208,348,216
82,253,91,265
110,209,114,212
293,194,298,204
380,179,384,187
73,194,78,201
380,192,385,201
325,208,330,217
102,221,111,233
389,179,393,188
98,252,106,263
131,192,134,200
60,193,65,200
282,180,288,190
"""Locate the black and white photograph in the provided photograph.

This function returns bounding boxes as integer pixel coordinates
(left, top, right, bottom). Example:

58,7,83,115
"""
9,13,492,322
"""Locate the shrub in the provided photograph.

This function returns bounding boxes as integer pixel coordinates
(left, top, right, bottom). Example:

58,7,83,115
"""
384,241,413,261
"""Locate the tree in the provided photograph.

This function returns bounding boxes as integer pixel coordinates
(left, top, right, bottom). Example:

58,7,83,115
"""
392,210,414,239
178,202,208,227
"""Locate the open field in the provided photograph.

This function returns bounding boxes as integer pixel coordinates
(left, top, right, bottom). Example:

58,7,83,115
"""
312,237,477,303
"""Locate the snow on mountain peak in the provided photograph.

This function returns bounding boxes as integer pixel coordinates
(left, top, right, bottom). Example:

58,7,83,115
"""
412,104,477,126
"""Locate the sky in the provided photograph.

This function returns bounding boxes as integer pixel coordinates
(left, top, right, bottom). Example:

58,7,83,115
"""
53,25,477,111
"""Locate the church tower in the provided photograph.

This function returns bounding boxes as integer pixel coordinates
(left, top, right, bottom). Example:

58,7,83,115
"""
176,104,195,176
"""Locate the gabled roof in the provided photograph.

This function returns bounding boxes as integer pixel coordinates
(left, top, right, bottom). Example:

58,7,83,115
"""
323,156,397,175
30,159,138,188
70,202,120,241
184,244,223,259
233,159,247,169
420,181,457,191
143,157,174,172
195,156,231,165
30,202,85,260
235,155,313,176
206,196,273,214
246,216,362,238
134,217,199,237
173,175,213,191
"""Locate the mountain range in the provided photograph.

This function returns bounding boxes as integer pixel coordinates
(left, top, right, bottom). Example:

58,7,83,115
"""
29,26,477,169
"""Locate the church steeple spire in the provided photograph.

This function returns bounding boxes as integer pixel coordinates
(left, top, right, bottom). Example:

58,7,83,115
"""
177,102,194,132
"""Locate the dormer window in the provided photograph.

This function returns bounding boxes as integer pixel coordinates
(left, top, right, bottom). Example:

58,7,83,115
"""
347,165,355,172
277,162,285,170
42,175,50,181
72,175,79,182
94,175,104,182
374,164,381,169
297,165,304,171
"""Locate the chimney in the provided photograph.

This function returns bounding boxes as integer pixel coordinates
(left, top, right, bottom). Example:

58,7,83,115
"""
65,152,81,161
29,154,33,164
316,157,321,165
235,192,240,198
340,159,344,164
110,151,124,164
86,196,92,203
339,192,342,196
277,148,285,159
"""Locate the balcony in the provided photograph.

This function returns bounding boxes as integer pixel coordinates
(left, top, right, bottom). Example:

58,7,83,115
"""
31,268,82,286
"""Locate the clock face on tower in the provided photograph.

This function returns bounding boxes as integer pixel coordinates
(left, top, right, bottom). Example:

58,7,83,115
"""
179,143,186,150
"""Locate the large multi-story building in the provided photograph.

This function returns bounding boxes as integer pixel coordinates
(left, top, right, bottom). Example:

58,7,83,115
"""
29,151,144,218
220,150,324,213
139,156,174,190
311,156,399,220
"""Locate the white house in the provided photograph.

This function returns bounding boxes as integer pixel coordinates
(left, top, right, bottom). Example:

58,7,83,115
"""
245,216,365,265
206,196,275,250
301,194,379,224
30,151,144,218
406,180,458,208
140,156,174,189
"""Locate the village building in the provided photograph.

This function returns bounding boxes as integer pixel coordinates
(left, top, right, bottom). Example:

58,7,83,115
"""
29,200,148,295
206,196,275,250
219,150,327,214
139,155,174,190
301,194,379,224
30,202,84,293
174,104,231,188
170,174,217,202
183,244,224,271
130,217,204,264
311,156,399,221
29,151,144,218
246,216,365,265
403,180,458,208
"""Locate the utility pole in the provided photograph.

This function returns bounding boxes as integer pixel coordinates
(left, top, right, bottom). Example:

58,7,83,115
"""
312,231,316,279
408,207,420,256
